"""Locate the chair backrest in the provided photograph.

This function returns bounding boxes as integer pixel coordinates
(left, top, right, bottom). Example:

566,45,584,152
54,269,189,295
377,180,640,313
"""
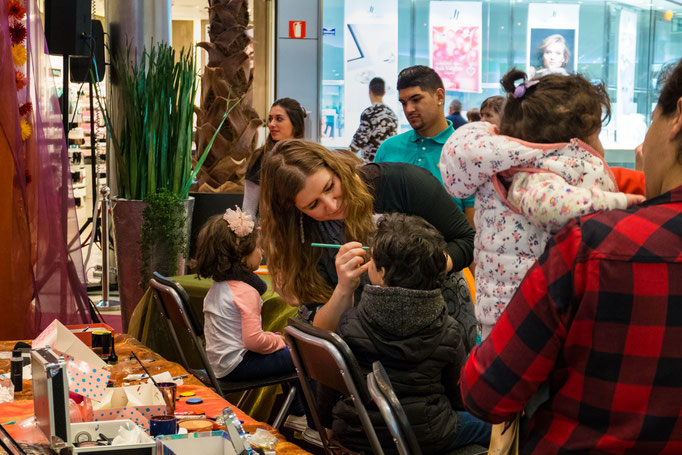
151,272,204,336
149,273,224,396
367,361,423,455
283,317,383,455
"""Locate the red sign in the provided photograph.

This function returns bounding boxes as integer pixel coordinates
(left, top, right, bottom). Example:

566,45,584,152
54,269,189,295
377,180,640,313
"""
289,21,306,39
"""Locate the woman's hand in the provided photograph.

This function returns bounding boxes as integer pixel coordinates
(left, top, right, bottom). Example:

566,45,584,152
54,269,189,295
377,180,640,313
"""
313,242,369,330
335,242,370,292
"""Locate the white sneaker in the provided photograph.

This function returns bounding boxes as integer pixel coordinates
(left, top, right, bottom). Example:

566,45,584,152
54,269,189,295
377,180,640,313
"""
283,414,307,432
302,427,324,447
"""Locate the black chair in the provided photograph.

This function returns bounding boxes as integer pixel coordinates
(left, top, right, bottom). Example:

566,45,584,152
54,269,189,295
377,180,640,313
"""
283,317,383,455
367,361,488,455
149,272,298,428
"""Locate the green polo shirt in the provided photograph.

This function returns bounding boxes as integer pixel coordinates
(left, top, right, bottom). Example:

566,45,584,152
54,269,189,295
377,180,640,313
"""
374,120,475,212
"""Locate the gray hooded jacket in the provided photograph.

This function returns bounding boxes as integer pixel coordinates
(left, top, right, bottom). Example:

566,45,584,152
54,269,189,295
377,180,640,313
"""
333,284,468,454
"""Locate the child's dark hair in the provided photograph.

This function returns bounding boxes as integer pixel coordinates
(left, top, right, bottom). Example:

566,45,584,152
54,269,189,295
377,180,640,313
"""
397,65,444,93
370,213,447,290
498,69,611,144
194,213,258,281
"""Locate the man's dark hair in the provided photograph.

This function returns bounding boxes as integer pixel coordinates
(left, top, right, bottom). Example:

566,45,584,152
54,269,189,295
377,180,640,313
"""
370,213,447,290
657,58,682,163
396,65,444,93
369,77,386,97
658,59,682,117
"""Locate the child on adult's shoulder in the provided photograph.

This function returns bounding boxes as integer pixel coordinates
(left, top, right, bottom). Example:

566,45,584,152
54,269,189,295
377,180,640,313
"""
331,213,491,453
440,69,646,340
194,207,292,382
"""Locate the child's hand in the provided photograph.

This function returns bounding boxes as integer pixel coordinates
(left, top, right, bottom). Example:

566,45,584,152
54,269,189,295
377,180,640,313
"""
625,193,646,207
335,242,370,292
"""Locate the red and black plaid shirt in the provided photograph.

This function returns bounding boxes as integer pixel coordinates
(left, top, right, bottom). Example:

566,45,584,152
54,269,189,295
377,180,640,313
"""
461,185,682,454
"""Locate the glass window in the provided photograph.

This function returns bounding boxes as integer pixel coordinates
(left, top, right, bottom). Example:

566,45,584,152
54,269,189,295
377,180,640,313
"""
321,0,682,168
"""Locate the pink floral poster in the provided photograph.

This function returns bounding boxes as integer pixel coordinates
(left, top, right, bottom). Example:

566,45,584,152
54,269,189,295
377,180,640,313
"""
430,2,482,93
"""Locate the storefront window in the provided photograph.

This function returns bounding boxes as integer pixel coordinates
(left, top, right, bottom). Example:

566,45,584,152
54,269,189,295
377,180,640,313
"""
321,0,682,167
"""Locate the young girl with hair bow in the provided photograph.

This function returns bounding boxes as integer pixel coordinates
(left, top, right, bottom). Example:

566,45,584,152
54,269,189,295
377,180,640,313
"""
194,207,295,381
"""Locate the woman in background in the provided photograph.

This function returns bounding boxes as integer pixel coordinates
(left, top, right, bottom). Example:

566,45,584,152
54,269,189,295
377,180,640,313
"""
480,96,504,126
243,98,306,217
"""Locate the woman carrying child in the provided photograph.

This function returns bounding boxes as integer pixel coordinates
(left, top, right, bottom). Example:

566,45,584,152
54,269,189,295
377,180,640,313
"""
440,69,645,339
243,98,307,217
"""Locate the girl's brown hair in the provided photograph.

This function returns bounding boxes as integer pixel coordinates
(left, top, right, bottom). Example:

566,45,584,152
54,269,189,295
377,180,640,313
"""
498,69,611,144
259,139,374,305
194,214,258,281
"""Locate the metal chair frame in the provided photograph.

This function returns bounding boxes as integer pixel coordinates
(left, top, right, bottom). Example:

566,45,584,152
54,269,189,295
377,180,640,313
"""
284,318,384,455
367,361,422,455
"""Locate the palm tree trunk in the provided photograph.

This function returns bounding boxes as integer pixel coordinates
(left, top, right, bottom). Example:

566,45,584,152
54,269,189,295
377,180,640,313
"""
194,0,262,192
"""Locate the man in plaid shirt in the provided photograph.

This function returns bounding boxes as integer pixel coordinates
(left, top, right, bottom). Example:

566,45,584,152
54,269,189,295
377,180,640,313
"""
461,58,682,454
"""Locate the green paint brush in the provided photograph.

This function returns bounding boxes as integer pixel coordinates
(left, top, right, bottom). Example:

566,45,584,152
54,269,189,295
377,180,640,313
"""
311,243,370,250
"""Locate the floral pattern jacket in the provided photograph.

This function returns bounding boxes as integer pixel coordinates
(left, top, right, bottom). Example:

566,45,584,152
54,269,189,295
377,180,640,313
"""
440,122,622,339
349,103,398,163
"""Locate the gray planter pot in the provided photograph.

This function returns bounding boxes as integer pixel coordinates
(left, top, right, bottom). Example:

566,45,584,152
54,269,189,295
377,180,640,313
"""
112,197,194,332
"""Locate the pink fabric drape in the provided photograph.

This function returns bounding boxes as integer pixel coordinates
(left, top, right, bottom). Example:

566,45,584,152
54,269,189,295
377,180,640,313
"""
0,0,89,339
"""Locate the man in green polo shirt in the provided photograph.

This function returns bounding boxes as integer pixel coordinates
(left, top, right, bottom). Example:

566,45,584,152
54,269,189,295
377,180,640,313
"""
374,65,475,227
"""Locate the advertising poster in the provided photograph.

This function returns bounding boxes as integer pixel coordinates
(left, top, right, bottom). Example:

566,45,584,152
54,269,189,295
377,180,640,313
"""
526,4,580,78
429,2,482,93
342,0,399,145
615,9,642,146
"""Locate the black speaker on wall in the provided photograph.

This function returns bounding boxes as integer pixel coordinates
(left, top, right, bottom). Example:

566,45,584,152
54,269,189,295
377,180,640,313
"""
45,0,92,56
70,20,106,83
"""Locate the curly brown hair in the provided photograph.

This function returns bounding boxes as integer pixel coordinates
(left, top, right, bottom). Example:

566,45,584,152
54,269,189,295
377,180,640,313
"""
498,69,610,144
194,213,258,281
259,139,374,305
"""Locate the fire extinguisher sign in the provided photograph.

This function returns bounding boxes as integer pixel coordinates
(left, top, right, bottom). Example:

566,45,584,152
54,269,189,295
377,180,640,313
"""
289,21,306,39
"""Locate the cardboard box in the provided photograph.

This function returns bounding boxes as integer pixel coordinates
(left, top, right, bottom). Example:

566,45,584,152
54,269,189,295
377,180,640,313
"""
33,319,110,401
156,431,238,455
92,384,167,432
66,323,116,346
32,347,156,454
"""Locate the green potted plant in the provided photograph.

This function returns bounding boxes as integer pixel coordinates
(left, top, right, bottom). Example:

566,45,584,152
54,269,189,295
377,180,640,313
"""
94,42,233,331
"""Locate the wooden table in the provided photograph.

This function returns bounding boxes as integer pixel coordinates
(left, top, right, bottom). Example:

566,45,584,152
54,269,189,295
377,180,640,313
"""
127,274,299,422
0,334,311,455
